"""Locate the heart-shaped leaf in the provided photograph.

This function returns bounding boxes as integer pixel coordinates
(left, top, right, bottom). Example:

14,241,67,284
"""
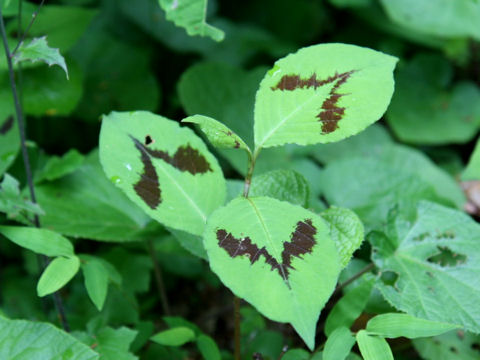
99,111,226,236
204,196,340,349
254,43,397,149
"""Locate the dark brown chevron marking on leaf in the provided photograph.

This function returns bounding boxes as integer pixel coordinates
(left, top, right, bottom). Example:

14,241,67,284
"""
271,70,356,134
0,115,14,135
132,139,161,209
216,219,317,282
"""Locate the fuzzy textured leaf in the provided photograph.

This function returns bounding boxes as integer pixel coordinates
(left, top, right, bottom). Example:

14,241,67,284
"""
254,43,397,149
14,36,69,78
371,201,480,333
158,0,224,41
204,196,340,349
99,111,226,236
413,330,480,360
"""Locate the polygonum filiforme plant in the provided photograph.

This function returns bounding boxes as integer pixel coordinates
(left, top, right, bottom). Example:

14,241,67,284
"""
99,43,397,349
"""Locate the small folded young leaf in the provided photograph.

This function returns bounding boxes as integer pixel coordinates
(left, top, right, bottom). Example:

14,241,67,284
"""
35,149,84,183
196,334,221,360
324,274,375,336
366,313,460,339
100,111,226,236
0,174,44,219
0,226,74,257
37,255,80,297
254,43,397,149
323,326,356,360
182,115,250,151
158,0,224,41
150,327,196,346
81,257,110,311
321,206,364,268
204,196,340,349
13,37,69,79
356,330,394,360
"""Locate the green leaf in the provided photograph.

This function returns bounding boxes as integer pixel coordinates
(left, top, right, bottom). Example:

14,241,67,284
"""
204,196,340,349
323,326,356,360
387,54,480,144
196,334,221,360
0,226,74,257
0,174,44,219
324,274,375,336
254,43,397,149
158,0,224,41
14,36,69,78
99,111,226,236
35,149,84,183
0,91,19,176
366,313,460,339
462,136,480,180
356,330,394,360
81,257,110,311
37,255,81,296
321,206,364,268
282,349,310,360
34,150,155,242
371,201,480,333
89,327,138,360
249,169,310,208
150,327,196,346
182,115,250,151
413,330,480,360
0,317,99,359
380,0,480,40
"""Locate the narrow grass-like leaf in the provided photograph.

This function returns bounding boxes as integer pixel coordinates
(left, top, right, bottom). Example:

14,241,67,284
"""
254,43,397,149
0,226,73,257
150,327,196,346
204,196,340,349
37,255,80,296
323,326,356,360
366,313,460,339
100,111,226,236
356,330,394,360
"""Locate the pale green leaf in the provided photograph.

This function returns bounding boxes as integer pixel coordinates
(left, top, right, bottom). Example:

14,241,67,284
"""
413,330,480,360
14,36,69,78
150,327,196,346
81,257,110,311
325,274,375,336
462,136,480,180
158,0,224,41
0,226,74,257
366,313,460,339
99,111,226,236
321,206,364,268
249,169,310,207
197,334,220,360
387,54,480,144
37,255,80,296
182,114,250,151
323,326,356,360
371,201,480,333
254,43,397,149
35,149,84,183
204,196,340,349
0,317,99,360
0,174,44,219
380,0,480,40
356,330,394,360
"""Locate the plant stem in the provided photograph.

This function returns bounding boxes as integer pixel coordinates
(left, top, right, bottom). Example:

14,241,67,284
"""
146,238,171,316
11,0,45,55
0,7,70,332
233,295,241,360
333,263,375,296
242,149,256,198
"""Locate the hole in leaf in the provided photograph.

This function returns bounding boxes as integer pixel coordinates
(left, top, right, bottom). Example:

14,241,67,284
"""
427,246,467,267
145,135,154,145
435,230,455,240
471,343,480,352
450,346,458,353
380,271,398,286
413,232,430,242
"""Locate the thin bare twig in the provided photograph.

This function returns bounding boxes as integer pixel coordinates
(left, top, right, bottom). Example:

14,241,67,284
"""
11,0,45,55
147,239,171,316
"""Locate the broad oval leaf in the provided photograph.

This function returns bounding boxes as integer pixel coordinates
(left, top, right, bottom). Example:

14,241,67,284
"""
37,255,80,297
0,317,99,360
81,257,110,311
204,196,340,349
150,327,196,346
366,313,460,339
413,330,480,360
371,201,480,333
196,334,221,360
99,111,226,236
254,43,397,149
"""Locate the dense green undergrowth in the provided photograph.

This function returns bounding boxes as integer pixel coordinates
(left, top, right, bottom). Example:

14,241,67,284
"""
1,0,480,359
